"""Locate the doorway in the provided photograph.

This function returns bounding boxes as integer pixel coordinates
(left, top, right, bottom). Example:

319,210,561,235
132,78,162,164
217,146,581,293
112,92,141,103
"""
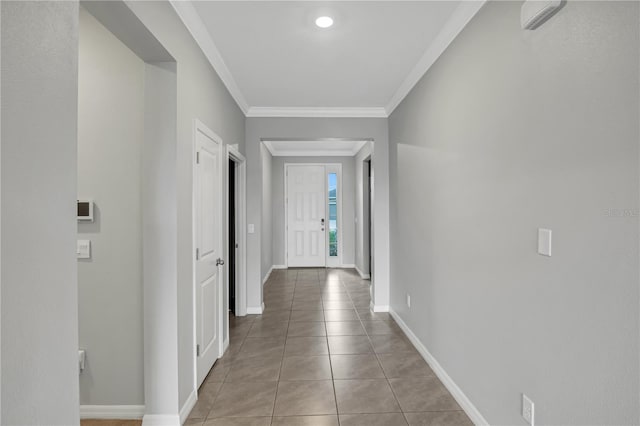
228,158,236,315
365,158,372,279
285,163,342,268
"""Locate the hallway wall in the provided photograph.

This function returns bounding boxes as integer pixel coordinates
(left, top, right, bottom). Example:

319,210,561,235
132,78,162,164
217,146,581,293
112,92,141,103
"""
77,7,145,407
388,1,640,424
113,0,247,412
1,1,80,423
271,156,357,267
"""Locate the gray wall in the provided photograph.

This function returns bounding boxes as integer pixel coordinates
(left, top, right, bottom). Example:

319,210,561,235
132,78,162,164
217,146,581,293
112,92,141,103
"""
388,1,639,424
261,145,273,281
125,1,246,409
271,156,356,267
1,1,80,423
354,143,373,276
78,7,145,406
246,118,390,311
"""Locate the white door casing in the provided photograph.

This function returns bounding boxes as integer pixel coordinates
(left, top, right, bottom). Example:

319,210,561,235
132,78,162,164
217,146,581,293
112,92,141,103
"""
286,165,326,267
194,121,223,388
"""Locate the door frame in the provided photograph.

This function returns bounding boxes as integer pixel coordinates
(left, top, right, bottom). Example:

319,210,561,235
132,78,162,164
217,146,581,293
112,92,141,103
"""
191,118,224,394
284,163,343,268
226,145,247,318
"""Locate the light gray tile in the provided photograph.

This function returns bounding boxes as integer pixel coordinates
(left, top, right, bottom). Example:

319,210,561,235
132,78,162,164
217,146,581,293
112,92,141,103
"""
339,413,408,426
377,353,434,378
273,380,337,416
331,354,385,379
285,336,329,356
389,377,461,412
404,411,473,426
209,381,277,418
323,309,359,322
280,356,332,380
327,336,374,354
203,418,271,426
271,415,338,426
287,321,327,337
326,321,366,336
334,379,401,414
224,357,282,382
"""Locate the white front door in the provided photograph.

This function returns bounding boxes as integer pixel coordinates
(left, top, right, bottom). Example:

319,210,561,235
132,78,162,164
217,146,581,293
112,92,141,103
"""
195,124,223,387
287,165,326,267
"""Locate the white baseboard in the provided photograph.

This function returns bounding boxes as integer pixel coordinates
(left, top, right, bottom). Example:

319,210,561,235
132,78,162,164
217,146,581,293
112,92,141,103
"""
354,265,371,279
389,309,489,426
179,389,197,425
262,266,274,286
370,302,389,312
223,336,230,352
272,264,287,269
247,302,264,315
80,405,144,419
340,263,356,268
142,414,181,426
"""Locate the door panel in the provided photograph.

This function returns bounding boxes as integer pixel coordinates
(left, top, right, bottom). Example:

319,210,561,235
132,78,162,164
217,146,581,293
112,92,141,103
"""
287,165,326,267
196,126,222,387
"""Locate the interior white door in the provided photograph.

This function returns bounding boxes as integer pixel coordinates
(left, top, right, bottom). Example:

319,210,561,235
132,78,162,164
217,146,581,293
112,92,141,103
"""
287,165,326,267
195,126,222,388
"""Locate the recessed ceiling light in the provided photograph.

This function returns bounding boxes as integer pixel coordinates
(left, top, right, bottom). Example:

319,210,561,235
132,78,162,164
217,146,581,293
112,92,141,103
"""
315,16,334,28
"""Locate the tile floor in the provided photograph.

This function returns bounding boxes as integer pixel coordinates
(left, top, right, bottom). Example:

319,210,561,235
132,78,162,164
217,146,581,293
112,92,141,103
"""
186,268,472,426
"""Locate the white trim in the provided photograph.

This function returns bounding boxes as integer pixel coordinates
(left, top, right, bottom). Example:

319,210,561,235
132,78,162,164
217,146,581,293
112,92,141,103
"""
371,304,389,313
247,303,264,315
247,107,387,118
385,0,486,115
80,405,145,420
227,146,247,317
262,265,274,285
390,309,490,426
223,336,230,352
354,265,371,279
341,264,356,269
141,414,181,426
169,1,249,114
272,264,287,270
284,163,343,268
262,140,367,158
179,389,197,425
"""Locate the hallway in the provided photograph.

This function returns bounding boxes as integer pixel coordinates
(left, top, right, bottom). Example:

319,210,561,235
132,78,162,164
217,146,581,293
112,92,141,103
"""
186,268,471,426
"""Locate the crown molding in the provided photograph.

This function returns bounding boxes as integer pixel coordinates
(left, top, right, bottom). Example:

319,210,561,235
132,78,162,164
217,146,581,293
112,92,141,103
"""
385,0,487,115
263,140,368,157
170,1,250,114
247,107,388,118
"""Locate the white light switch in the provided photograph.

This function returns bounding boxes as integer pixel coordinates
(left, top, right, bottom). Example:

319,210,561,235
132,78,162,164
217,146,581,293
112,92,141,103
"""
537,228,552,257
77,240,91,259
248,224,255,234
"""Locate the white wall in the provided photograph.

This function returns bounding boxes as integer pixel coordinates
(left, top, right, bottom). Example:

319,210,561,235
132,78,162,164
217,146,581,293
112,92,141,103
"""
271,156,357,267
125,1,246,411
388,1,639,424
1,1,80,423
246,118,390,311
78,7,145,406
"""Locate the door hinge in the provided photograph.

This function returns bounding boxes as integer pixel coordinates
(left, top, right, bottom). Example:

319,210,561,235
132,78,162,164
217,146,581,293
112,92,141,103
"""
196,344,200,357
196,248,200,260
196,151,200,164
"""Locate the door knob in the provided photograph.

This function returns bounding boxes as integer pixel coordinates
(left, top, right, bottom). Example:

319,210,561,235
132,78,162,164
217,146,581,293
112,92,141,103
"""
216,258,225,266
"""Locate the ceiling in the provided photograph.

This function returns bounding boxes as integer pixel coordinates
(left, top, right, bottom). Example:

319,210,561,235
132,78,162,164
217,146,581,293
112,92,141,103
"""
172,1,485,117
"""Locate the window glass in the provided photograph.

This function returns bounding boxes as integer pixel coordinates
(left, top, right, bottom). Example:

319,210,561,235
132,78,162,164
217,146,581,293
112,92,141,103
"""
328,173,338,257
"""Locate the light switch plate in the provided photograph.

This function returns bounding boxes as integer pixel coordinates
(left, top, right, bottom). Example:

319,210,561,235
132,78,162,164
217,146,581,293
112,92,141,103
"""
537,228,552,256
77,240,91,259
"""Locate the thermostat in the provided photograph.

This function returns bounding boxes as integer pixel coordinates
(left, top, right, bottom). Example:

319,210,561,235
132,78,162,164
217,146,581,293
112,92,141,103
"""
77,200,94,222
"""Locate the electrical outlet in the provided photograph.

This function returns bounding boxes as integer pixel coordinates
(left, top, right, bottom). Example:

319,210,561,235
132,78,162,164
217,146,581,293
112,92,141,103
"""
522,394,534,426
406,293,411,308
